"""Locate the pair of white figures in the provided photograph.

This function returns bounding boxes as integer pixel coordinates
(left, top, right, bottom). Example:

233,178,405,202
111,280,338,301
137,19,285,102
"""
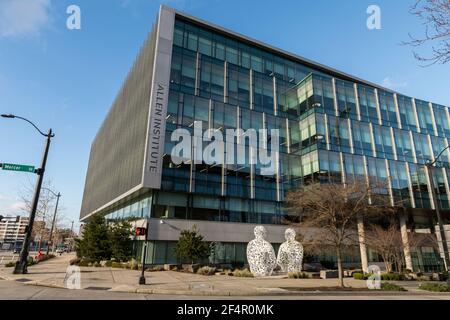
246,226,304,277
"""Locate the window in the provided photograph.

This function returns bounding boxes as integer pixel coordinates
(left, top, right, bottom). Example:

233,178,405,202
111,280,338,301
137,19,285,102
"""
352,121,373,157
367,157,389,195
430,135,449,165
227,64,250,108
210,60,224,101
328,115,351,153
409,164,431,209
253,71,274,114
187,32,198,51
174,27,184,47
318,150,342,183
313,76,334,115
433,104,450,137
335,80,357,119
198,36,212,56
226,46,238,65
389,161,411,206
180,50,196,93
373,125,394,160
397,95,417,131
344,154,365,183
251,54,263,73
378,91,398,127
358,85,378,124
413,133,432,164
415,99,434,134
393,129,414,162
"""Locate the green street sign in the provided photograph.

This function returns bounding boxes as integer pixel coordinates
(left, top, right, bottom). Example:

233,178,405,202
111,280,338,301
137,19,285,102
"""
1,163,35,173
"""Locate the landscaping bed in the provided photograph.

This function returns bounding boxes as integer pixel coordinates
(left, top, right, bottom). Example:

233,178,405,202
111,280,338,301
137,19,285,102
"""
419,283,450,292
4,254,55,268
280,282,406,292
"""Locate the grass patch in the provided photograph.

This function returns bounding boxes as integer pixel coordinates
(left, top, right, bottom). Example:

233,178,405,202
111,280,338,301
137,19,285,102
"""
281,287,370,292
419,283,450,292
381,282,407,291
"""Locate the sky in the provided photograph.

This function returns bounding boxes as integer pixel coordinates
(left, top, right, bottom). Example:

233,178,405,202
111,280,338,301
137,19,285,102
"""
0,0,449,233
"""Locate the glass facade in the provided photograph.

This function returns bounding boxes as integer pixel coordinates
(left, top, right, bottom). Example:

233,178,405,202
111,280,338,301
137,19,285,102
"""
93,12,449,268
103,17,450,231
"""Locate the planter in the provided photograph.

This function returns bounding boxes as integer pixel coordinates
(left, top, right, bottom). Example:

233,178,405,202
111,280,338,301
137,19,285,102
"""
432,273,444,281
164,264,180,271
182,263,201,273
320,270,338,279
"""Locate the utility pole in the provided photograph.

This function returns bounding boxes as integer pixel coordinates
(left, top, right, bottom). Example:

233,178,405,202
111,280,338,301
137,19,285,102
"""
426,163,450,272
46,192,61,255
70,220,74,252
424,145,450,274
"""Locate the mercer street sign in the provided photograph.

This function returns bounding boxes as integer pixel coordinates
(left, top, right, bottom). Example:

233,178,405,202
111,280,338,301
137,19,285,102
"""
0,163,35,173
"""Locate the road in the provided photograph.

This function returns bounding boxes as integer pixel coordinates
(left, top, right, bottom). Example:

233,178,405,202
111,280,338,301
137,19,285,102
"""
1,279,450,300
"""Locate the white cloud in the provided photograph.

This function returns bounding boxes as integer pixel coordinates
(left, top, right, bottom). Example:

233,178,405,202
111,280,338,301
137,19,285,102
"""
0,194,25,215
9,202,26,211
382,77,408,90
0,0,51,38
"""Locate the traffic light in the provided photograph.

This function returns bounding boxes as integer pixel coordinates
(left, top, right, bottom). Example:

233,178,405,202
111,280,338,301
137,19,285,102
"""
135,227,147,236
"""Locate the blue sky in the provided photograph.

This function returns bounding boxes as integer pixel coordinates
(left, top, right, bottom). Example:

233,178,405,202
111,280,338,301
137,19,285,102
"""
0,0,449,233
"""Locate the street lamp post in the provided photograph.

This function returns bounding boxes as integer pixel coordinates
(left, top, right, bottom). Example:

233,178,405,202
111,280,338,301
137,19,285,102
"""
425,145,450,272
1,114,54,274
42,188,61,256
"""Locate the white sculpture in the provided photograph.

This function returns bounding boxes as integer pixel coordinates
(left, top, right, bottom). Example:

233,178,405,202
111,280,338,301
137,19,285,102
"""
246,226,277,277
277,228,304,273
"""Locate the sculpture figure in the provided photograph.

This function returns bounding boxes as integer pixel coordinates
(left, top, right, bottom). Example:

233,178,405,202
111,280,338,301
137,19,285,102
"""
277,228,304,273
246,226,277,277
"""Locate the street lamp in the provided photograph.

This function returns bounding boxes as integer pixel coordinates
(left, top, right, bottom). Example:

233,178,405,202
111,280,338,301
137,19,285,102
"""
1,114,54,274
425,145,450,272
41,187,61,256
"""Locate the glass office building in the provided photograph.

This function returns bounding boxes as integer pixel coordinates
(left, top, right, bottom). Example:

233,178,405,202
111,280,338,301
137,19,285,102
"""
80,6,448,269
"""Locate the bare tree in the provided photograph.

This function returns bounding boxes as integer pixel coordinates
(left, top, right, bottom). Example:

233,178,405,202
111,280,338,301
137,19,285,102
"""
403,0,450,66
366,223,402,273
367,221,433,273
285,180,395,287
18,179,57,246
367,224,395,273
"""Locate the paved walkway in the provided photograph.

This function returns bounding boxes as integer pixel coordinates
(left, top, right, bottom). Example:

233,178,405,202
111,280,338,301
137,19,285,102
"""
1,253,449,298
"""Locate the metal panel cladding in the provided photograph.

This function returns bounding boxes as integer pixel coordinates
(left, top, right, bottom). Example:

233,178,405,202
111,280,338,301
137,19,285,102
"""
80,24,158,219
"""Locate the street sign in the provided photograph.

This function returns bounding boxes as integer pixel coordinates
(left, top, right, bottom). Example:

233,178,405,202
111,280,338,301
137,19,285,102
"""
0,163,35,173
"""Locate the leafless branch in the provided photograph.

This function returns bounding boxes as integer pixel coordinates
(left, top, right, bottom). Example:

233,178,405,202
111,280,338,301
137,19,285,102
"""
402,0,450,66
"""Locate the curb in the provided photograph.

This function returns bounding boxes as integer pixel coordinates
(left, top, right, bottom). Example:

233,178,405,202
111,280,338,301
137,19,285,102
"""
3,271,450,297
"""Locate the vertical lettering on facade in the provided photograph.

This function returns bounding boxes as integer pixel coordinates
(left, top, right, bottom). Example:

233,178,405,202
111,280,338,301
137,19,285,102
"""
148,83,166,174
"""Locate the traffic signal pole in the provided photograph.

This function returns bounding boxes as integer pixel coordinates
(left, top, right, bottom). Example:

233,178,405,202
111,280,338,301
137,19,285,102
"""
139,221,149,285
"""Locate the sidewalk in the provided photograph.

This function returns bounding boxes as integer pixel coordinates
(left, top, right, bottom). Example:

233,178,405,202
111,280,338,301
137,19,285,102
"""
1,253,449,297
